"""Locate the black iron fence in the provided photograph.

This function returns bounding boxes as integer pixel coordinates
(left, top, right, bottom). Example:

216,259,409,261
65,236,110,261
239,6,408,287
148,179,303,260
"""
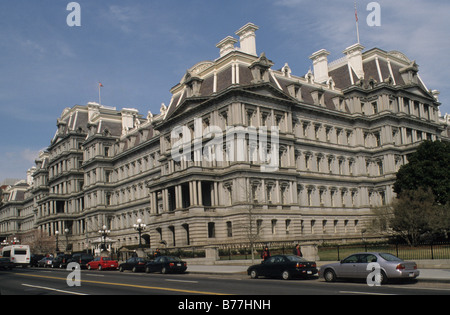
219,243,298,260
217,241,450,261
319,241,450,261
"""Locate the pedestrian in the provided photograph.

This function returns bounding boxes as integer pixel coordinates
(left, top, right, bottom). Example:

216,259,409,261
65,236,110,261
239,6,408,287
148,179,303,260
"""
293,244,303,257
153,248,161,259
261,246,270,261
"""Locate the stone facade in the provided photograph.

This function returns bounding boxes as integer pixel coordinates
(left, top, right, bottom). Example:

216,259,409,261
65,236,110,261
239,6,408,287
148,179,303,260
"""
1,23,449,253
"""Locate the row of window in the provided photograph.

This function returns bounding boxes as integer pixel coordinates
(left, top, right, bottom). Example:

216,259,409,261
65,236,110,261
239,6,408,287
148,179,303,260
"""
150,218,363,247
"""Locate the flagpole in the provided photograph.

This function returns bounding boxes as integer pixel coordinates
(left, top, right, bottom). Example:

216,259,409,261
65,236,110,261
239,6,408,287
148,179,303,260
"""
355,2,360,44
98,82,102,105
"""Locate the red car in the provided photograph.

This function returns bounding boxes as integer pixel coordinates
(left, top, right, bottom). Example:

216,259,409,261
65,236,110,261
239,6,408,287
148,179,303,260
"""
86,257,118,270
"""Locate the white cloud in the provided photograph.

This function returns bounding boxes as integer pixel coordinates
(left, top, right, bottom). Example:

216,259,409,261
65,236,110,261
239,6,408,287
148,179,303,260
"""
20,148,41,164
102,5,144,34
0,148,42,182
20,39,46,55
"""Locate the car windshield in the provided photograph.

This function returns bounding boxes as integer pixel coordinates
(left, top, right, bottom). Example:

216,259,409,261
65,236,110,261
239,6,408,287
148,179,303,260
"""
285,255,308,262
379,253,403,262
166,257,182,262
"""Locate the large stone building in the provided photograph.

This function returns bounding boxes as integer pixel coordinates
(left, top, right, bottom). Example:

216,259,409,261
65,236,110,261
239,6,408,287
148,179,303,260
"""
1,23,449,253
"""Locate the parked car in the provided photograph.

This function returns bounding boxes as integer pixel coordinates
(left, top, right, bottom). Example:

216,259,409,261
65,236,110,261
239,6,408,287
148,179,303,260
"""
30,254,45,267
319,252,420,284
145,256,187,274
67,253,94,269
247,255,318,280
86,257,118,270
37,257,53,268
51,254,72,268
0,257,15,270
119,257,148,272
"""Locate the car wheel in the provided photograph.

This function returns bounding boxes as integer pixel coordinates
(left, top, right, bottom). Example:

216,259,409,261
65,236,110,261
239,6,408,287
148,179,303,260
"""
324,269,337,282
250,270,259,279
380,270,388,284
132,267,137,273
98,265,102,271
87,264,92,270
282,270,291,280
161,267,168,274
119,266,124,272
145,266,151,273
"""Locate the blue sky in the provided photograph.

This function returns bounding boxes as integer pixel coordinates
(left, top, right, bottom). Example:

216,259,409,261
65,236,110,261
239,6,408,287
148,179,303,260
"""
1,0,450,182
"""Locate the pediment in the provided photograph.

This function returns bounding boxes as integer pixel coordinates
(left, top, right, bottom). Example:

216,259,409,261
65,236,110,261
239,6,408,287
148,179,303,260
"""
241,82,295,102
162,81,294,125
403,84,434,101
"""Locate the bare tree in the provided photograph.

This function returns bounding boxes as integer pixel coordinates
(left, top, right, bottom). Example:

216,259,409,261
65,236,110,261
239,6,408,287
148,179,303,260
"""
235,179,262,264
22,229,56,254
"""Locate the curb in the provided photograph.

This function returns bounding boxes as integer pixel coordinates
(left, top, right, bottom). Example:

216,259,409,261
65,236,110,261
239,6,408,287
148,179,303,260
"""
187,269,450,284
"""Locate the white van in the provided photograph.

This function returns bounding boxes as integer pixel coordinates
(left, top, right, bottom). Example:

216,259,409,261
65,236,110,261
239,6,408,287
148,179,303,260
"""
1,245,31,267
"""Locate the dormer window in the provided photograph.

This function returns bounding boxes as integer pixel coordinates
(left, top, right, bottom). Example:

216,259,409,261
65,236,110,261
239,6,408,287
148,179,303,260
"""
249,53,273,83
184,72,203,97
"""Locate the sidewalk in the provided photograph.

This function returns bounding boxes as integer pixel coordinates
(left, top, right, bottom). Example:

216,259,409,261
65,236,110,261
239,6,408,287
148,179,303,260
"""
417,269,450,283
186,264,450,283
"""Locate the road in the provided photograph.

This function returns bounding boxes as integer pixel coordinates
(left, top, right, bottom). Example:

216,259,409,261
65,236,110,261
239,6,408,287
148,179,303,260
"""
1,267,450,299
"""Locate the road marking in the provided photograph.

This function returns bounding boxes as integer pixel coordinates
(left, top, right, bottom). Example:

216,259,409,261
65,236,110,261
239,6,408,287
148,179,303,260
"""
22,284,88,295
84,273,105,277
165,279,199,284
15,273,228,295
339,291,397,295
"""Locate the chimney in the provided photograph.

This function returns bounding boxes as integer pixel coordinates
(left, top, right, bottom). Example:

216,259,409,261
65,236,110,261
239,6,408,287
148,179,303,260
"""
235,23,259,56
216,36,238,57
343,43,365,80
309,49,330,83
121,108,139,134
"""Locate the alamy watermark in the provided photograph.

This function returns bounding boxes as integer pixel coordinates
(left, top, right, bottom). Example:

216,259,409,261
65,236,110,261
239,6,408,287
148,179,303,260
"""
170,118,279,172
66,2,81,27
66,262,81,287
366,2,381,27
366,262,382,286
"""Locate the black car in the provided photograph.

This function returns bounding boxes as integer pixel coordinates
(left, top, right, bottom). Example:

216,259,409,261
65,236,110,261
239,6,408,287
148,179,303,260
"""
0,257,15,270
30,254,45,267
247,255,318,280
37,257,53,268
145,256,187,274
119,257,148,272
67,253,94,269
51,254,72,268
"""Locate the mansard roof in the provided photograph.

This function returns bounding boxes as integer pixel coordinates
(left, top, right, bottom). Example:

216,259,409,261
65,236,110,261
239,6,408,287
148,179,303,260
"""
162,25,440,124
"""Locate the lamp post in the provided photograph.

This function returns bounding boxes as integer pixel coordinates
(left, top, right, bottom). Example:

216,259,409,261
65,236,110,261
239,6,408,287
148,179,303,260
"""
98,225,110,253
64,228,70,253
55,231,59,254
133,219,146,248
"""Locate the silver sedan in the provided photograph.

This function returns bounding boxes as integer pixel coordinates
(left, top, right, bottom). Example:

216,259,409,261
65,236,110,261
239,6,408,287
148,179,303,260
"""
319,252,420,284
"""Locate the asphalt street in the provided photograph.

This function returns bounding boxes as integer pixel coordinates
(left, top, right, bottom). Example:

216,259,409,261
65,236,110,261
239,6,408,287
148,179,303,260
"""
1,267,450,297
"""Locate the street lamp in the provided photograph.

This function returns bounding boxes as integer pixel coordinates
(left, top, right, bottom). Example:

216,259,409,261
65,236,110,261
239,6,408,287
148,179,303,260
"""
98,225,111,252
133,219,146,248
55,231,59,254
